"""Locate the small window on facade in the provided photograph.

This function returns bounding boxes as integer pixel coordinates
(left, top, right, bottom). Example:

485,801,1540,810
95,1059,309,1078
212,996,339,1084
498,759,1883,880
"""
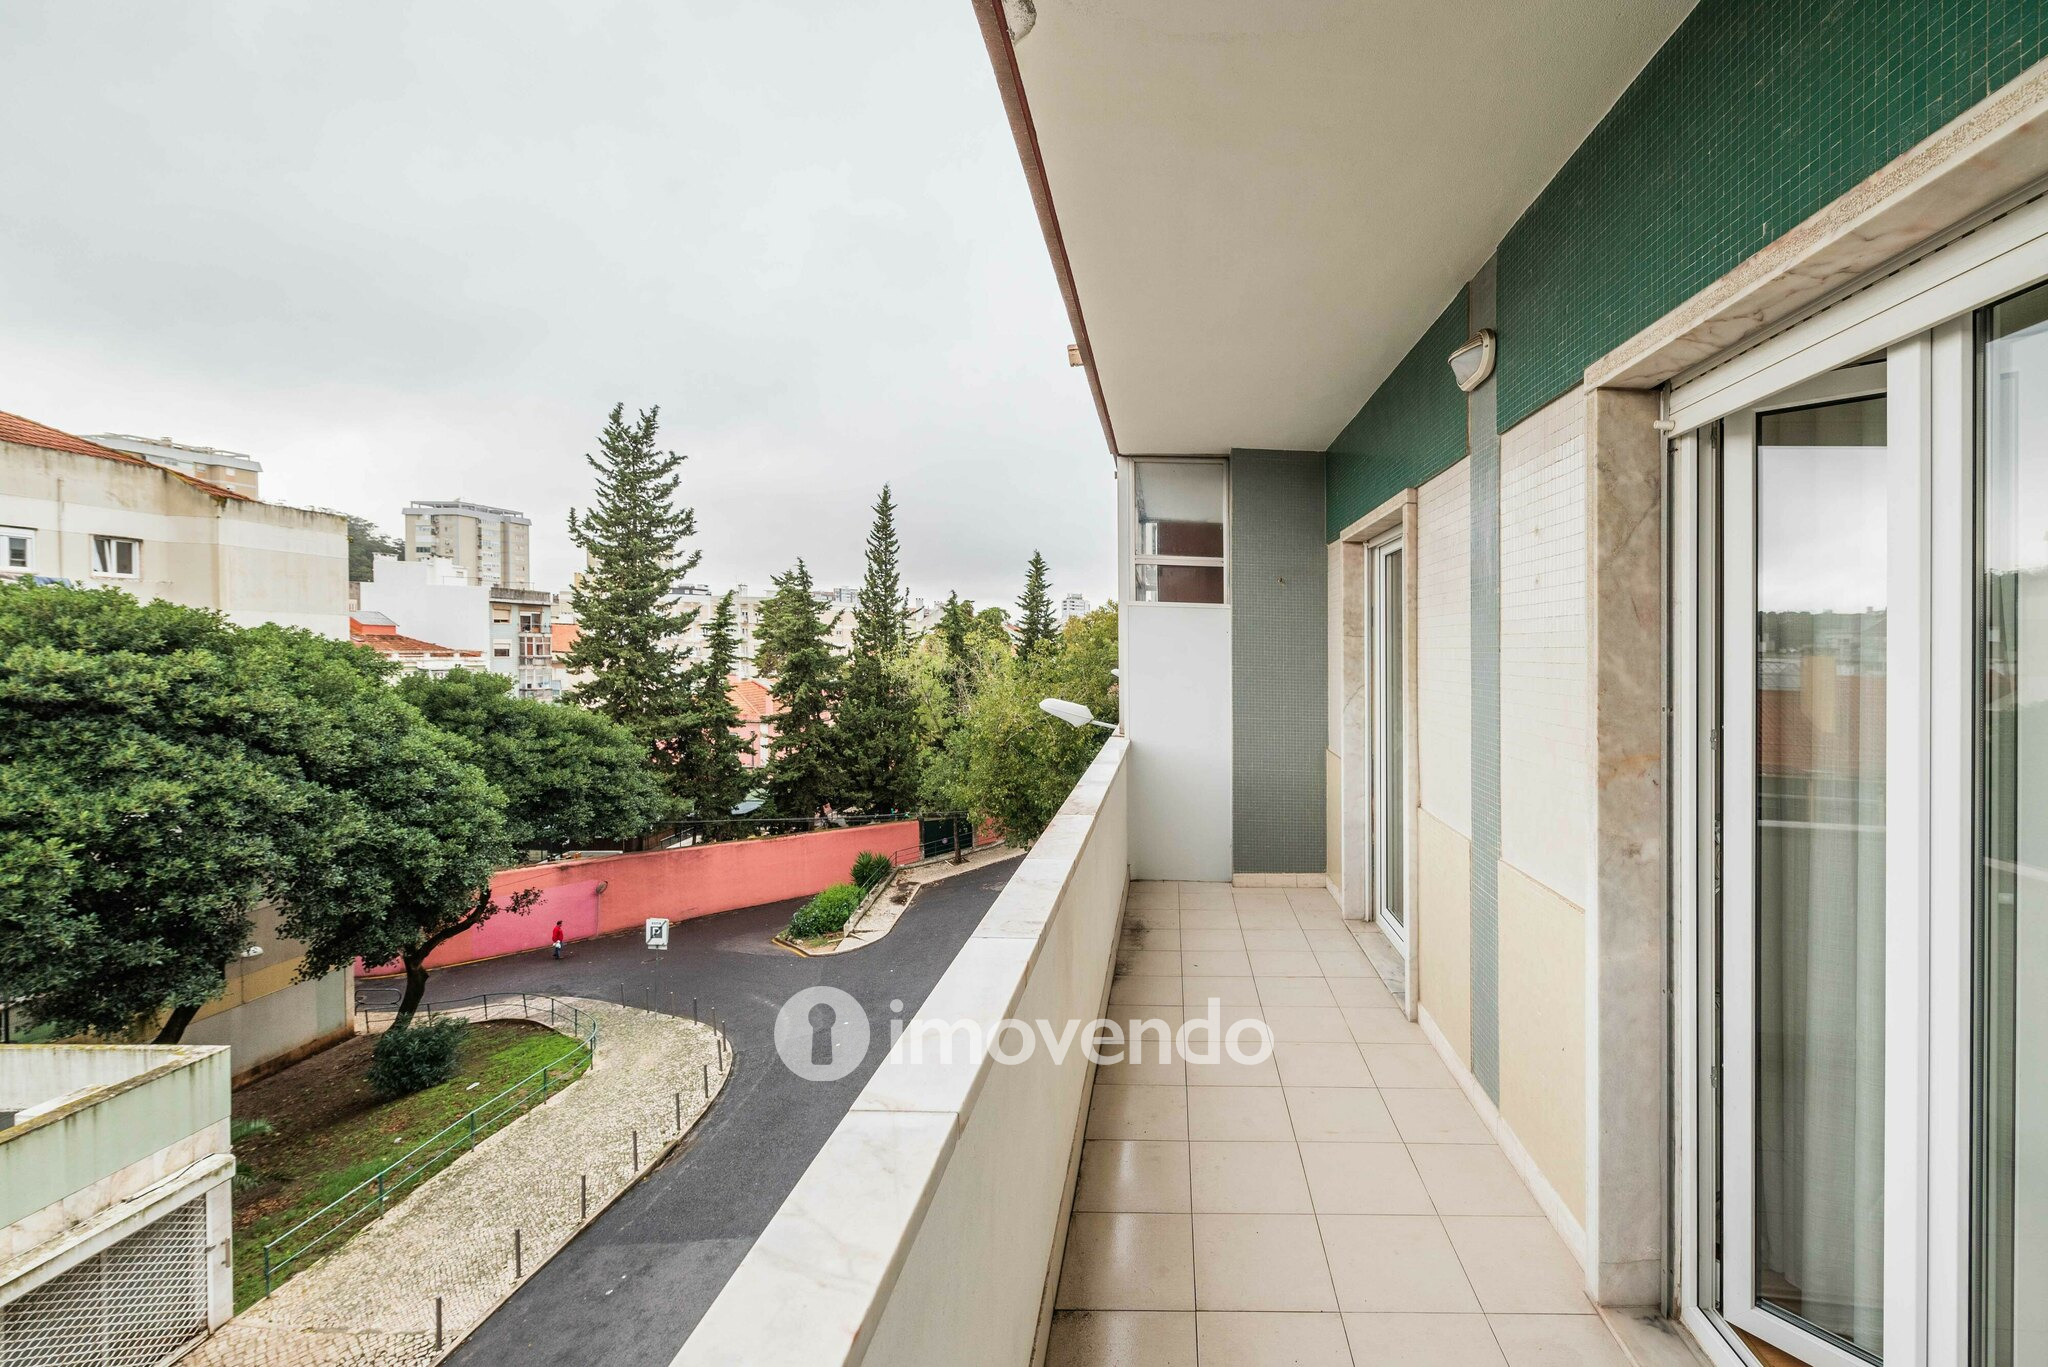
91,535,139,578
492,604,513,623
1131,459,1227,603
2,527,31,571
493,641,512,658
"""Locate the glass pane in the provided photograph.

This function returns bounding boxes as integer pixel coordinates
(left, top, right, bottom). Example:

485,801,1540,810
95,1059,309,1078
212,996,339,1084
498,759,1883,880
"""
1134,461,1225,558
1978,280,2048,1367
1133,562,1224,604
1754,391,1887,1358
1379,549,1405,930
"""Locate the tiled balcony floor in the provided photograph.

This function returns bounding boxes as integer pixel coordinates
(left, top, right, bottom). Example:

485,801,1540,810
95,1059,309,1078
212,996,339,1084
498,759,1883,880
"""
1048,880,1633,1367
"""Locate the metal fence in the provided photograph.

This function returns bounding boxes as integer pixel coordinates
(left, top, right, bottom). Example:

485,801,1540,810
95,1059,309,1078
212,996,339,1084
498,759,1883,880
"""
260,993,598,1297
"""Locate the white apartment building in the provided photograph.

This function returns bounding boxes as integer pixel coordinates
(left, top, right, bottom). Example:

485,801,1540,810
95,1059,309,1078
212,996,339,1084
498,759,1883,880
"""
0,409,347,638
401,499,532,589
1058,592,1089,621
83,433,263,499
359,554,561,699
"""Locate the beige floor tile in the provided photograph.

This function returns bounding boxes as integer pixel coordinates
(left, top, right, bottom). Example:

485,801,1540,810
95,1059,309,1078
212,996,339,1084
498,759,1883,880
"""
1178,927,1246,951
1088,1084,1189,1141
1111,975,1184,1007
1196,1311,1353,1366
1047,1309,1197,1367
1286,888,1340,912
1315,950,1376,978
1183,948,1254,977
1319,1214,1479,1313
1302,928,1357,952
1274,1042,1375,1088
1096,1051,1187,1087
1183,976,1261,1006
1123,927,1183,952
1190,1141,1312,1213
1118,950,1183,977
1486,1314,1633,1366
1117,1007,1188,1034
1257,977,1338,1007
1341,1007,1425,1044
1342,1312,1506,1365
1297,1142,1433,1214
1179,886,1236,910
1292,908,1351,930
1237,908,1302,930
1326,977,1400,1007
1185,1053,1283,1087
1359,1043,1458,1089
1128,885,1179,908
1407,1145,1540,1216
1284,1087,1400,1142
1057,1212,1195,1310
1186,1087,1295,1141
1121,1017,1186,1064
1125,907,1180,930
1443,1217,1592,1314
1231,890,1294,911
1191,1213,1337,1311
1178,908,1238,930
1252,950,1325,977
1076,1140,1193,1213
1262,1006,1355,1042
1242,927,1312,953
1383,1089,1492,1143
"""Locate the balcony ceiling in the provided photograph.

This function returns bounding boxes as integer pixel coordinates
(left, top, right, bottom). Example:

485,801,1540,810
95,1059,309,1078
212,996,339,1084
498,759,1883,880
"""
993,0,1696,455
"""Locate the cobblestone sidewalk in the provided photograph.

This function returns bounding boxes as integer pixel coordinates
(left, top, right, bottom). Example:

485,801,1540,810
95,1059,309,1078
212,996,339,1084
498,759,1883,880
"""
182,999,728,1367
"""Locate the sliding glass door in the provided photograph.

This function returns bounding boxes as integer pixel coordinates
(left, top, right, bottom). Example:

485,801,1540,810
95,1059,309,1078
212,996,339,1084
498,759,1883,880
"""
1370,534,1408,954
1720,361,1898,1367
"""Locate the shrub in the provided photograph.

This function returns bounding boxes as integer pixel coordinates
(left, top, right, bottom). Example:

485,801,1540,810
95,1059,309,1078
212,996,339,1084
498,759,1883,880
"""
851,850,893,889
367,1018,468,1099
787,882,863,940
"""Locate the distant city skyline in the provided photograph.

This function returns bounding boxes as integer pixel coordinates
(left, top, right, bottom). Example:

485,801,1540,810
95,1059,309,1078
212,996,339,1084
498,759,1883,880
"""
0,2,1115,609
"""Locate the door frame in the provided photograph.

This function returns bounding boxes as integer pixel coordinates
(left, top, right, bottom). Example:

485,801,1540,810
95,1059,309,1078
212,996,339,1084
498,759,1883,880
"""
1369,528,1412,957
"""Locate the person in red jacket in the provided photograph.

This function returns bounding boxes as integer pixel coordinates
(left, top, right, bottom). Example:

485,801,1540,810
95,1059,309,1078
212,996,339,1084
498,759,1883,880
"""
551,920,565,959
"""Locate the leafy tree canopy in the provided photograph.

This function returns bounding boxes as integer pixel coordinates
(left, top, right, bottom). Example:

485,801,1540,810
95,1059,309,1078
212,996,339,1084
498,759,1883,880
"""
393,668,667,854
335,513,402,583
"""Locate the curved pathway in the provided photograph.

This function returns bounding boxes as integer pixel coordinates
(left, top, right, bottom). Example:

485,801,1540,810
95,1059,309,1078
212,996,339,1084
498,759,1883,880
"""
441,855,1023,1367
187,1001,725,1367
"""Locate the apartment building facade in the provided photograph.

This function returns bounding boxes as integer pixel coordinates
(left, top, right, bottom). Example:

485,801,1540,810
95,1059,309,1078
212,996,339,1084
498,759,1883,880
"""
84,433,263,498
401,498,532,588
963,5,2047,1367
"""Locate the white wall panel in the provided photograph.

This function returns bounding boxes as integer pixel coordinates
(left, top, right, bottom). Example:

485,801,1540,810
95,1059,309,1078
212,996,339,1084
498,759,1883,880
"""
1417,459,1472,836
1499,391,1591,907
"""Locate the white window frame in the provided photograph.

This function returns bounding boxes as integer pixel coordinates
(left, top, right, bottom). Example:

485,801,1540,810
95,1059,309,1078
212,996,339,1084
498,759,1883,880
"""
1127,456,1229,607
1369,529,1410,957
2,526,33,573
1671,234,2034,1367
91,535,140,579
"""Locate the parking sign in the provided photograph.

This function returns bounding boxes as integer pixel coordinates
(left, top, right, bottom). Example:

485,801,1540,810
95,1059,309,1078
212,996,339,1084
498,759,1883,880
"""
645,918,670,950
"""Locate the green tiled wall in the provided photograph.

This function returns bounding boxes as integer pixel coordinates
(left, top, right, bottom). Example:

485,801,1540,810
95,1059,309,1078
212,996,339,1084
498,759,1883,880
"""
1324,293,1468,540
1496,0,2048,431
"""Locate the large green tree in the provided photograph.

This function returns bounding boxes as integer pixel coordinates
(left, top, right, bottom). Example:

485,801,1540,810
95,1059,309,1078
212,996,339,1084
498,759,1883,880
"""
393,668,667,854
337,513,402,583
951,605,1118,844
0,584,310,1041
676,591,753,831
1015,551,1058,661
561,403,698,808
835,486,922,814
755,560,843,821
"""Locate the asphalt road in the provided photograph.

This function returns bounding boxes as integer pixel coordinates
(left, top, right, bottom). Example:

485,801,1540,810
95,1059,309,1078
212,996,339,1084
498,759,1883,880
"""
434,855,1022,1367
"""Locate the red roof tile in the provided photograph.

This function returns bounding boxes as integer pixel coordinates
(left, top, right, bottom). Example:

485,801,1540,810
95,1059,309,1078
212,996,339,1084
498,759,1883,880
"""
352,631,482,659
0,407,250,500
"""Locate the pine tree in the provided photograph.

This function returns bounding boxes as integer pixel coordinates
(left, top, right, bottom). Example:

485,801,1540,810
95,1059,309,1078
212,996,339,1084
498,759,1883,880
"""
837,486,922,814
1015,551,1058,661
756,559,843,821
937,590,975,667
677,591,752,831
562,404,700,809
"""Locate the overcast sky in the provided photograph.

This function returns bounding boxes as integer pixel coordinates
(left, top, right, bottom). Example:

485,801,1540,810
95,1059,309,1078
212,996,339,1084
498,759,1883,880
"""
0,2,1112,609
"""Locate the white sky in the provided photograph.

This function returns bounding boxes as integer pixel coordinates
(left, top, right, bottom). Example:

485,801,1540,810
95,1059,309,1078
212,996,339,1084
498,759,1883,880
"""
0,1,1113,609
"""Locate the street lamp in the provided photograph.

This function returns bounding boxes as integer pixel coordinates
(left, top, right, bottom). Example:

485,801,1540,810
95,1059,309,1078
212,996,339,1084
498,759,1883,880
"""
1040,698,1115,731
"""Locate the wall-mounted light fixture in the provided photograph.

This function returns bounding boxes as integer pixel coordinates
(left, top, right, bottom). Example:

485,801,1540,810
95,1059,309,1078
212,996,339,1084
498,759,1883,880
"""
1448,329,1497,393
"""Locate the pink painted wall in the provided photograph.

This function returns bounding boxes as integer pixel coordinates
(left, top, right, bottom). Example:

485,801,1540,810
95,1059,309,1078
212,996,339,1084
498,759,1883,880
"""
359,820,923,975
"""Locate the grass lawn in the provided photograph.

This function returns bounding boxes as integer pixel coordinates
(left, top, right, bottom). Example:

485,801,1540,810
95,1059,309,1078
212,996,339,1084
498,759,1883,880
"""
230,1019,589,1310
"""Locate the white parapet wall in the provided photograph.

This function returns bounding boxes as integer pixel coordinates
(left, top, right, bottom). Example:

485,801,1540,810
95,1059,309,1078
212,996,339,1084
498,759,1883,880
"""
674,736,1130,1367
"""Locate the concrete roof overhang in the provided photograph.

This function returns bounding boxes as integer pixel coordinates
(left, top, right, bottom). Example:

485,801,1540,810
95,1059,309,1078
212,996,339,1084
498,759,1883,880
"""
974,0,1697,456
